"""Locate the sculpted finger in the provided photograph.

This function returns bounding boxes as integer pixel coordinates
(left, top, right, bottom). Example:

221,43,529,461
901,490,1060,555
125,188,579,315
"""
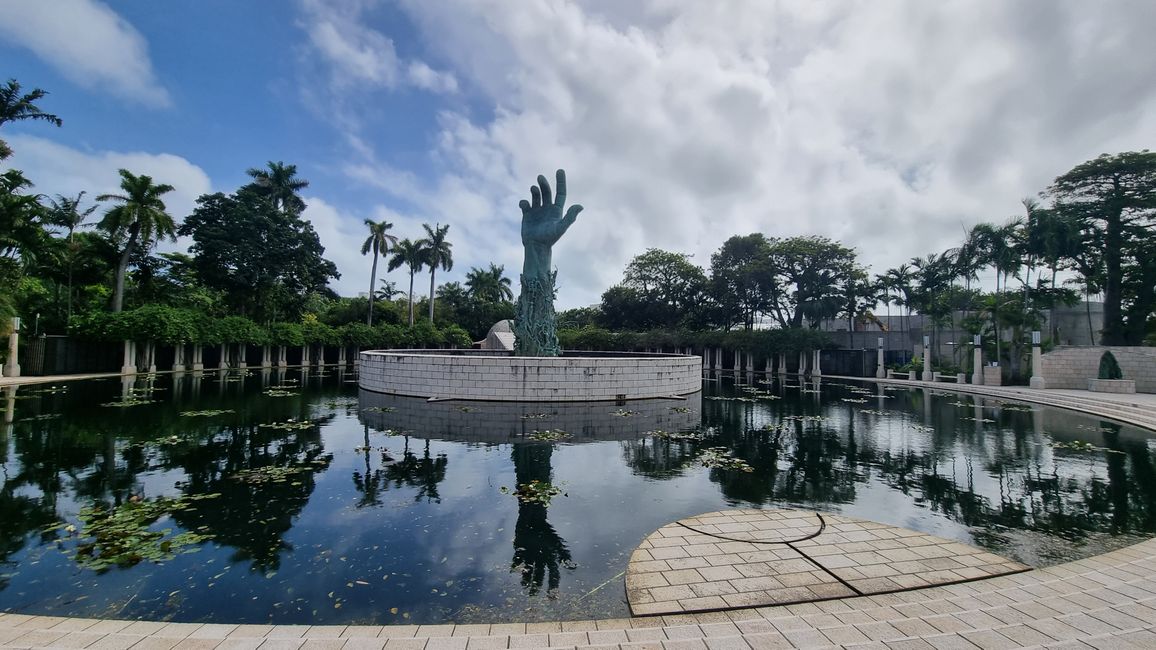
554,169,567,207
563,204,583,224
538,174,552,207
519,199,531,215
530,185,541,209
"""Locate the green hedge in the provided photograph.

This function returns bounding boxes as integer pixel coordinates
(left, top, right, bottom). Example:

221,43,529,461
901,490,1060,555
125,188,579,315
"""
557,326,830,355
70,307,475,349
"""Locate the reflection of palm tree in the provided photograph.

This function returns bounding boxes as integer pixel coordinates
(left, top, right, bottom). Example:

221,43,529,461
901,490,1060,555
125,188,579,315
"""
352,423,385,508
509,444,574,596
384,439,448,503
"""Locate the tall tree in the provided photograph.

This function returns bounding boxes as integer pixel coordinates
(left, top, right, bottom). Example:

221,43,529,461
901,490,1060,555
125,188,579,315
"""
416,223,453,324
360,219,397,326
709,234,775,330
0,79,62,160
387,238,425,326
96,170,176,312
765,236,858,329
46,191,96,321
245,161,308,216
1046,151,1156,344
180,186,338,321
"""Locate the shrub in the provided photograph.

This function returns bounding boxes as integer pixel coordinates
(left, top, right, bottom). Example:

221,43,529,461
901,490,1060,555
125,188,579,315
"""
267,322,305,347
440,324,473,348
1098,351,1123,380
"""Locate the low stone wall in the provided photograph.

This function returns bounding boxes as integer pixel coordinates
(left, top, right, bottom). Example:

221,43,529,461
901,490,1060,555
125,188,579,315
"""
359,349,703,401
1040,346,1156,393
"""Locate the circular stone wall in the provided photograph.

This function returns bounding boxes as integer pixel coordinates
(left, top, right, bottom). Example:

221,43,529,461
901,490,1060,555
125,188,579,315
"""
358,349,702,401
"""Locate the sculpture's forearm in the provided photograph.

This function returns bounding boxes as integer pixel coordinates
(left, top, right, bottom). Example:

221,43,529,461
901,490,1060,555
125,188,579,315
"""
523,244,552,281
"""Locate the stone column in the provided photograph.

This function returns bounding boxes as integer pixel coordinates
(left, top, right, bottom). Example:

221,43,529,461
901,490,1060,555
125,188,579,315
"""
3,317,20,378
338,345,347,367
300,345,309,367
734,349,741,374
236,344,247,370
875,337,885,378
218,343,229,370
277,345,287,368
145,341,157,373
716,347,724,372
120,339,137,375
172,344,186,373
261,345,272,368
192,344,204,372
971,335,983,385
812,349,822,378
1029,330,1045,389
777,354,787,376
746,352,754,374
921,336,933,381
798,351,807,376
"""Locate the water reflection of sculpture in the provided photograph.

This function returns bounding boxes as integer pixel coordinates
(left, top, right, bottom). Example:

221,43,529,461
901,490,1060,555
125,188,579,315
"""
509,443,574,596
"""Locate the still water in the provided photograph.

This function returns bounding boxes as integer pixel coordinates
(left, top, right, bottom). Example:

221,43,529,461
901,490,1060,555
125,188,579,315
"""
0,368,1153,624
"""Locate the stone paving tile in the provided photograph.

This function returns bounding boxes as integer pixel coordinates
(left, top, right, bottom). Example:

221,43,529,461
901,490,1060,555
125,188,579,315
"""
626,510,1027,616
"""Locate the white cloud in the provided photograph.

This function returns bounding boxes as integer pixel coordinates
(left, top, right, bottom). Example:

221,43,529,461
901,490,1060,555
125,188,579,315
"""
299,0,457,94
2,134,211,254
324,0,1156,310
0,0,170,107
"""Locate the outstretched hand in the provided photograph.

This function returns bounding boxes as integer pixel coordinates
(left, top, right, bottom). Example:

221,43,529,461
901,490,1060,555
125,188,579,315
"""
520,169,583,248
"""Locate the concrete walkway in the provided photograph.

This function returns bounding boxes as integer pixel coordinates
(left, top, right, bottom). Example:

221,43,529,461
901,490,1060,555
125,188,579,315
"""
4,375,1156,648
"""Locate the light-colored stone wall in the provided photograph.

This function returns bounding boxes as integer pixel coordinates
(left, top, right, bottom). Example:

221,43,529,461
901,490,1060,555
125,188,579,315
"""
359,350,702,401
1040,346,1156,393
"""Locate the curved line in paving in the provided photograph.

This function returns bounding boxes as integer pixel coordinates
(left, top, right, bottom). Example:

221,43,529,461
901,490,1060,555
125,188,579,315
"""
675,511,826,545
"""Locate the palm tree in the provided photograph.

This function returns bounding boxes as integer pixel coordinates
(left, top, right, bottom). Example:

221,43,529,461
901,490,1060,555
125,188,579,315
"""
466,263,513,304
387,238,425,326
883,263,915,354
416,223,453,324
375,278,403,303
360,218,398,326
96,170,176,312
246,161,308,216
46,191,97,321
0,79,62,160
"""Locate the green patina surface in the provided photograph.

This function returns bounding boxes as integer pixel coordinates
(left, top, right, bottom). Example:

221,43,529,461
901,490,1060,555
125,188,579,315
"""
514,169,582,356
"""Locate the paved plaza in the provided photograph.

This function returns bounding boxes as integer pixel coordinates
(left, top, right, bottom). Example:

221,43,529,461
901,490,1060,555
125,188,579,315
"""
626,510,1029,616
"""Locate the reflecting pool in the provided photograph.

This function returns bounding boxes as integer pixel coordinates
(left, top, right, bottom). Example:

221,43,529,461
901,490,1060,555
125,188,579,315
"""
1,369,1153,624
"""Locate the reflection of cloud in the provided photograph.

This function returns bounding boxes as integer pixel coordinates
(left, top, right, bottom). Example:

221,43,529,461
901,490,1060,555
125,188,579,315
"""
0,0,170,107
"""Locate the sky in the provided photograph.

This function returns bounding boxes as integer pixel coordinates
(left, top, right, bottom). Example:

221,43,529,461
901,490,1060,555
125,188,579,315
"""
2,0,1155,310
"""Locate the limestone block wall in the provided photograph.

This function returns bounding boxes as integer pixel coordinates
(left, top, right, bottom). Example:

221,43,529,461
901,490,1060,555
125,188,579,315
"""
1039,346,1156,393
359,350,703,401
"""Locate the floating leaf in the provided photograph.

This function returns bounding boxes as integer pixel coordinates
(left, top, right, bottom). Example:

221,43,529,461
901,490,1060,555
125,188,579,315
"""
528,429,570,442
500,480,565,505
696,447,754,473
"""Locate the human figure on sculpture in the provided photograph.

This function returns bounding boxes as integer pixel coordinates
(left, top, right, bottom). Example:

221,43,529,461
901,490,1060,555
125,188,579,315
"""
514,169,582,356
